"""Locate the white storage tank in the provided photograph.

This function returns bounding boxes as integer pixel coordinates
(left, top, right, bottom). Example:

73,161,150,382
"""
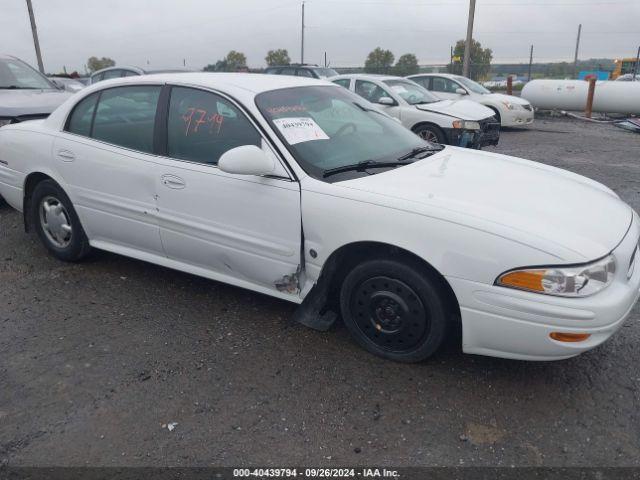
521,79,640,115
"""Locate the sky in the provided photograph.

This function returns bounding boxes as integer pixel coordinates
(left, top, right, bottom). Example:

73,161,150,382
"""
1,0,638,74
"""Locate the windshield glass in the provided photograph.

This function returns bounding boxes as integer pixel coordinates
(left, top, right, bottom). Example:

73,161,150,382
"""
0,57,54,89
382,79,439,104
454,76,490,94
313,68,339,78
256,86,435,180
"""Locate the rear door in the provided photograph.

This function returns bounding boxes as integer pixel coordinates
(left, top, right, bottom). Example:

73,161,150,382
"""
153,86,302,293
53,85,163,254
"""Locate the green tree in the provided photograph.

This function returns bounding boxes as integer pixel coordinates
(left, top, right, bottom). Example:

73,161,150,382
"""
225,50,247,71
87,56,115,73
394,53,419,76
265,49,290,66
364,48,394,74
450,39,492,80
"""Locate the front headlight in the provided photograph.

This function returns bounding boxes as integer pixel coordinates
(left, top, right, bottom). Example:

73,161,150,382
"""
496,254,616,297
452,120,481,130
0,118,12,127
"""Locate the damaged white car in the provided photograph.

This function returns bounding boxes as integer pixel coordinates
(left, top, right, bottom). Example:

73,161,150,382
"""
0,73,638,362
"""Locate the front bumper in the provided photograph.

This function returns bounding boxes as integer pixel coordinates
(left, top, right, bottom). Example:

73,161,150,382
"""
501,106,534,127
446,212,640,361
444,119,500,149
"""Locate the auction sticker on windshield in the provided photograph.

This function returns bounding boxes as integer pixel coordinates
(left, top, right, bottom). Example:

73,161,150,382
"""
273,117,330,144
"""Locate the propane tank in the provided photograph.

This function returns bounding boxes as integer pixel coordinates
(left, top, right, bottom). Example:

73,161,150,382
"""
521,79,640,115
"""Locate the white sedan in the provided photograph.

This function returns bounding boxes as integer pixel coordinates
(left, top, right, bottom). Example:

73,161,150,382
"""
407,73,534,127
331,74,500,148
0,73,637,362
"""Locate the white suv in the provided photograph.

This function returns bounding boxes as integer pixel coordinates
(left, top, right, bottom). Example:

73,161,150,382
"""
407,73,534,127
331,74,499,149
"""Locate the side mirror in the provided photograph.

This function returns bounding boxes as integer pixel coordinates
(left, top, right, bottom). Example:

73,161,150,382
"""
455,88,467,95
378,97,395,106
218,145,275,176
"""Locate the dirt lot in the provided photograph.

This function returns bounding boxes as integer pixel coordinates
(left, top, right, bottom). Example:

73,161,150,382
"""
1,117,640,468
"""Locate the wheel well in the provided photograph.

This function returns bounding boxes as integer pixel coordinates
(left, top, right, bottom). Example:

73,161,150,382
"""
487,106,501,122
318,241,461,322
22,172,54,232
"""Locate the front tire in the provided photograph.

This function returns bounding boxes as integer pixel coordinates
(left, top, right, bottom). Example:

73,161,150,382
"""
413,124,446,144
339,259,449,362
30,179,91,262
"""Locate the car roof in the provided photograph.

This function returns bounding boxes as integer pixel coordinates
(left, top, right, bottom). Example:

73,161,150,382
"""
79,72,333,96
91,66,143,76
330,73,406,82
408,73,456,79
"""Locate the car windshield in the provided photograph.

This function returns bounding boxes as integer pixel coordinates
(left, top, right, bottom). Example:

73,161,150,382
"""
313,68,339,78
256,86,436,181
454,76,490,94
0,57,54,89
382,79,439,104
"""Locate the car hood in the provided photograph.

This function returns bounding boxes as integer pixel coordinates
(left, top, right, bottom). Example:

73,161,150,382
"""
481,92,530,106
0,89,72,117
415,99,495,121
336,147,632,262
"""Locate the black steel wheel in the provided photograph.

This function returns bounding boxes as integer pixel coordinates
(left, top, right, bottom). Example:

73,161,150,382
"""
340,259,449,362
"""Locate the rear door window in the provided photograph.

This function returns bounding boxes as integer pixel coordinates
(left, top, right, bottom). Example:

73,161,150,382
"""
92,86,161,153
66,93,99,137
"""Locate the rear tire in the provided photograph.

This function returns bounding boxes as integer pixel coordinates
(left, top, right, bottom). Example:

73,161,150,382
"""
30,179,91,262
339,259,449,362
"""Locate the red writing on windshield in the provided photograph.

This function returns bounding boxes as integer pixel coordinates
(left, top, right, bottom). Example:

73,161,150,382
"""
182,107,224,136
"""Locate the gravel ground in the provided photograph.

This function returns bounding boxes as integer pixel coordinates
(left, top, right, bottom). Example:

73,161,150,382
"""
1,117,639,468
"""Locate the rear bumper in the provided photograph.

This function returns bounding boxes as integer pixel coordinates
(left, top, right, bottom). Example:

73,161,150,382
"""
446,214,640,361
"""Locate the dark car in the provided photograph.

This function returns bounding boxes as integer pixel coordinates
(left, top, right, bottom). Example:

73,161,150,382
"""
264,64,338,79
0,55,72,127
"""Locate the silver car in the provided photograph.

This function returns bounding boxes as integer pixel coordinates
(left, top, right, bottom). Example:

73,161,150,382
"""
0,55,72,127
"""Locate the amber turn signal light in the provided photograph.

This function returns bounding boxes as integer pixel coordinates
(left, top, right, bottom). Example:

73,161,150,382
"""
549,332,591,343
498,270,546,292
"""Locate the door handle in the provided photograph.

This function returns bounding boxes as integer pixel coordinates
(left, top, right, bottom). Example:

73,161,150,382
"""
161,174,186,189
57,149,75,161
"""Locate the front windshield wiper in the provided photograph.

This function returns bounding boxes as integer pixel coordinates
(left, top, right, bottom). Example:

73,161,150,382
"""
397,145,443,161
323,159,413,178
0,86,39,90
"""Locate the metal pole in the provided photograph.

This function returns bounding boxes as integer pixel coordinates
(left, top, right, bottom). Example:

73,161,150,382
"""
450,46,453,74
632,45,640,81
301,1,305,64
25,0,44,73
527,45,533,82
585,76,596,118
573,23,582,79
462,0,476,78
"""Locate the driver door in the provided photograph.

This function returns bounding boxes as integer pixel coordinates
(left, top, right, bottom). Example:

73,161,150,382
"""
430,76,464,100
353,79,402,121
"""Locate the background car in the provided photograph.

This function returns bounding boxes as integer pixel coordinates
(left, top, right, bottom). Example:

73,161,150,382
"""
615,73,640,81
408,73,534,127
89,65,192,84
49,76,85,93
331,73,499,148
0,54,72,127
264,64,338,79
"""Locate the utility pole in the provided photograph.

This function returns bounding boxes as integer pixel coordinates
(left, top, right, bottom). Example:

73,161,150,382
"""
527,45,534,82
573,23,582,79
300,1,305,64
324,51,327,68
462,0,476,78
633,45,640,81
25,0,44,73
